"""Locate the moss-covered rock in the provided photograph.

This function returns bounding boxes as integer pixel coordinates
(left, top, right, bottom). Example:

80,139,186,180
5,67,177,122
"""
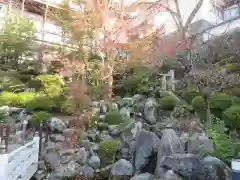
99,140,120,166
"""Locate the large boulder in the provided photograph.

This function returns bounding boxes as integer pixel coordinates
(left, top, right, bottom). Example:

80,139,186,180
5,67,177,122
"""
187,132,215,154
155,129,184,177
159,154,202,178
143,98,159,124
111,159,133,176
49,117,66,133
134,130,161,174
130,173,156,180
190,156,231,180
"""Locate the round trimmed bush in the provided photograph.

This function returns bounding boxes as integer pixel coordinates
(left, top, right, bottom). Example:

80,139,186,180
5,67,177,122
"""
210,93,233,118
191,96,205,113
99,140,120,166
223,106,240,129
158,95,178,110
183,90,201,104
104,112,124,125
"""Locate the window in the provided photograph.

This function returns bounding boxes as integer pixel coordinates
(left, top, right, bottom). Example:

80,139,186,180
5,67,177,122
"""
224,5,239,20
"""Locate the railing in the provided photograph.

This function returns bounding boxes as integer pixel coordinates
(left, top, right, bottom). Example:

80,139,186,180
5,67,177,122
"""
0,136,40,180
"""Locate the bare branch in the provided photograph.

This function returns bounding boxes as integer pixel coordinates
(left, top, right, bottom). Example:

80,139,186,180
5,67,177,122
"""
173,0,184,28
184,0,204,29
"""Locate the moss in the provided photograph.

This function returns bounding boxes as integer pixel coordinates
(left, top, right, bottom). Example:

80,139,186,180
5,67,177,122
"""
104,112,124,125
99,140,120,166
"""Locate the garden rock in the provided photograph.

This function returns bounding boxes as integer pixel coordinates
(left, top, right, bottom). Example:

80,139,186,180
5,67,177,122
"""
190,156,231,180
77,147,88,165
120,107,131,118
88,155,101,169
44,151,61,171
160,170,181,179
187,133,215,154
111,159,133,176
157,129,184,157
134,130,161,173
100,130,112,141
132,94,144,104
82,165,94,177
159,154,202,178
144,98,158,124
108,125,121,135
99,100,107,114
130,173,156,180
55,160,81,177
118,97,133,108
63,128,75,138
50,134,65,142
49,117,66,133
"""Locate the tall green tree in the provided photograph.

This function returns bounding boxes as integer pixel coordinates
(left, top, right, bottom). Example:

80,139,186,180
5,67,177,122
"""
0,15,37,70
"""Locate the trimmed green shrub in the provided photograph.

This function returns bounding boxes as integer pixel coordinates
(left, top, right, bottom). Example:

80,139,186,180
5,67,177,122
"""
226,88,240,97
97,122,109,131
99,140,120,166
183,90,201,104
0,91,35,107
210,93,233,118
35,74,63,97
223,106,240,129
32,111,51,128
89,114,100,128
232,96,240,105
158,95,178,111
191,96,205,114
26,96,56,111
104,112,124,125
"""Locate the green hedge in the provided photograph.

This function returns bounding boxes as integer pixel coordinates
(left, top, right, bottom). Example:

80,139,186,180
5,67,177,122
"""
35,74,64,97
0,91,60,112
